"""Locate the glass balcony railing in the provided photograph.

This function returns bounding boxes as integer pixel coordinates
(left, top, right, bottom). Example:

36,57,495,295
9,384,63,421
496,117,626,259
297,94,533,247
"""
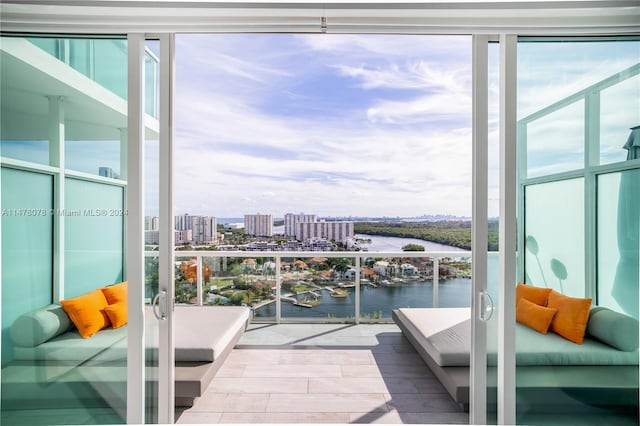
145,251,500,323
26,37,159,118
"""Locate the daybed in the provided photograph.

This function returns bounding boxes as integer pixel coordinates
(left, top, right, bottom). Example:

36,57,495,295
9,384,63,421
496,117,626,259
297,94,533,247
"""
393,306,639,412
2,304,251,418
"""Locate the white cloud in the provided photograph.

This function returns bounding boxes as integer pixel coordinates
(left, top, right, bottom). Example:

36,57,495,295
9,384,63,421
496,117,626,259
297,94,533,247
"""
336,61,467,91
367,92,471,124
169,34,638,218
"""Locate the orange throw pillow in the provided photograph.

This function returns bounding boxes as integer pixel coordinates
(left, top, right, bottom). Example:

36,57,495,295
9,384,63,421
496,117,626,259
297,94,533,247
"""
101,281,127,305
103,303,128,328
516,298,557,334
547,290,592,344
516,283,552,306
60,289,111,338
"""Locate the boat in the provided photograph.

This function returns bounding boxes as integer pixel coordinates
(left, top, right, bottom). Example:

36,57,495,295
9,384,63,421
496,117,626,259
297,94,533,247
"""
331,288,348,298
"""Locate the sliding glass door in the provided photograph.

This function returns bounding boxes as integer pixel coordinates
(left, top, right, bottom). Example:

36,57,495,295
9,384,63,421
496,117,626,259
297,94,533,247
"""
516,37,639,424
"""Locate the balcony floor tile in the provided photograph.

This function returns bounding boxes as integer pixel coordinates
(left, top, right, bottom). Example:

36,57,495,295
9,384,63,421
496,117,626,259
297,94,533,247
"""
176,324,468,424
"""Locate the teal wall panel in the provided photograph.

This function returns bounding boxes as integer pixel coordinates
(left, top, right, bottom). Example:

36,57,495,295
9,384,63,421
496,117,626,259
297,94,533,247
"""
64,178,124,298
598,168,640,318
1,167,53,365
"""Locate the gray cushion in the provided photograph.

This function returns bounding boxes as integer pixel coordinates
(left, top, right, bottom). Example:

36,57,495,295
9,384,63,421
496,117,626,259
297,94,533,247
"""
395,307,639,367
13,327,127,362
587,306,639,352
10,304,74,347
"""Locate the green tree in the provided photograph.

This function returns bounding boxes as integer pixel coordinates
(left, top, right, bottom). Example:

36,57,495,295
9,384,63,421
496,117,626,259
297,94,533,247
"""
402,243,425,251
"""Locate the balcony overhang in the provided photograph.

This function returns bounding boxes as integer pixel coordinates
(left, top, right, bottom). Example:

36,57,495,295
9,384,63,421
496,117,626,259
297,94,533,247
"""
0,37,158,142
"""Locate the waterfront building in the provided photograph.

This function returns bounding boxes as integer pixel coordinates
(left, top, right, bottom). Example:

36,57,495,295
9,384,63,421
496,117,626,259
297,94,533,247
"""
175,214,217,244
245,241,278,251
344,267,365,280
175,229,192,245
295,221,354,242
284,212,317,237
401,263,419,277
175,213,193,231
302,237,335,251
191,215,217,244
145,216,159,231
145,230,159,245
373,260,399,277
244,213,273,236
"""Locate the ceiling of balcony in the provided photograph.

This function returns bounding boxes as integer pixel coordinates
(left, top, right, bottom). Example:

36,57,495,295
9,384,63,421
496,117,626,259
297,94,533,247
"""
0,37,158,142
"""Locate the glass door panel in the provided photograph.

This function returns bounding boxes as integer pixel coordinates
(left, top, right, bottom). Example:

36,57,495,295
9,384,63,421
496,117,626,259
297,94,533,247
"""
517,37,640,425
1,34,129,425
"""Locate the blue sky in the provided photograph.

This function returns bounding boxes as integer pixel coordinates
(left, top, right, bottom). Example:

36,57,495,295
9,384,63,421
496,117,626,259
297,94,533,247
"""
174,34,480,218
172,35,638,219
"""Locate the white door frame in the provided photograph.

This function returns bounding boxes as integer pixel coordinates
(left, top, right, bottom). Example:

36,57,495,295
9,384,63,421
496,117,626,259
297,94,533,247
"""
157,32,176,425
498,33,518,426
130,29,520,425
470,33,490,425
126,33,175,424
126,32,146,425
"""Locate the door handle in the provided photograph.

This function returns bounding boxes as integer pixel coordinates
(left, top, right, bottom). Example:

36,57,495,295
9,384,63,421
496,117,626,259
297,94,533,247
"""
479,290,494,322
152,290,168,321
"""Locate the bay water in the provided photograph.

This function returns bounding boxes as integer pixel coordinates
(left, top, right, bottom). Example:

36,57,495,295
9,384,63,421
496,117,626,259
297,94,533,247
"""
254,234,498,319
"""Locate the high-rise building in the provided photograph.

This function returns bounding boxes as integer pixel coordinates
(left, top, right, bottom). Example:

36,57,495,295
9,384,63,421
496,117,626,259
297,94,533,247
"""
145,216,159,231
244,213,273,236
295,221,354,242
175,229,192,245
192,216,217,244
174,213,217,244
284,212,317,237
175,213,193,231
144,230,159,245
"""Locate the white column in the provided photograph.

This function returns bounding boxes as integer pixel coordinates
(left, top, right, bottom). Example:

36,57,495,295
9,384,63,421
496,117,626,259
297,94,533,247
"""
470,34,489,426
498,33,517,426
126,33,145,426
49,95,65,302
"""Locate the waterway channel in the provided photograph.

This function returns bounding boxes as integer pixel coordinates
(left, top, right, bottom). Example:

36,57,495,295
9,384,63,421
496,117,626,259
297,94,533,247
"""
254,234,498,320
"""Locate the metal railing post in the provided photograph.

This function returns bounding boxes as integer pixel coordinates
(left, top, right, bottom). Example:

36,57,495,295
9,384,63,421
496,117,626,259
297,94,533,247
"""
355,256,360,324
433,257,439,308
275,255,281,324
197,255,203,306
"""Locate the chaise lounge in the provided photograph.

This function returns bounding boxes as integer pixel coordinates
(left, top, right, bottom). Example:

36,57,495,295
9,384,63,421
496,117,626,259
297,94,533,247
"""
2,302,251,419
393,305,639,412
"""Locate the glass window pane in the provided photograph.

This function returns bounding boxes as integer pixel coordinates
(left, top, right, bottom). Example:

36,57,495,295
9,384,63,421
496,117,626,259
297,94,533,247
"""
524,178,585,297
600,75,640,165
597,168,640,319
518,39,640,178
1,36,51,165
524,100,584,177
